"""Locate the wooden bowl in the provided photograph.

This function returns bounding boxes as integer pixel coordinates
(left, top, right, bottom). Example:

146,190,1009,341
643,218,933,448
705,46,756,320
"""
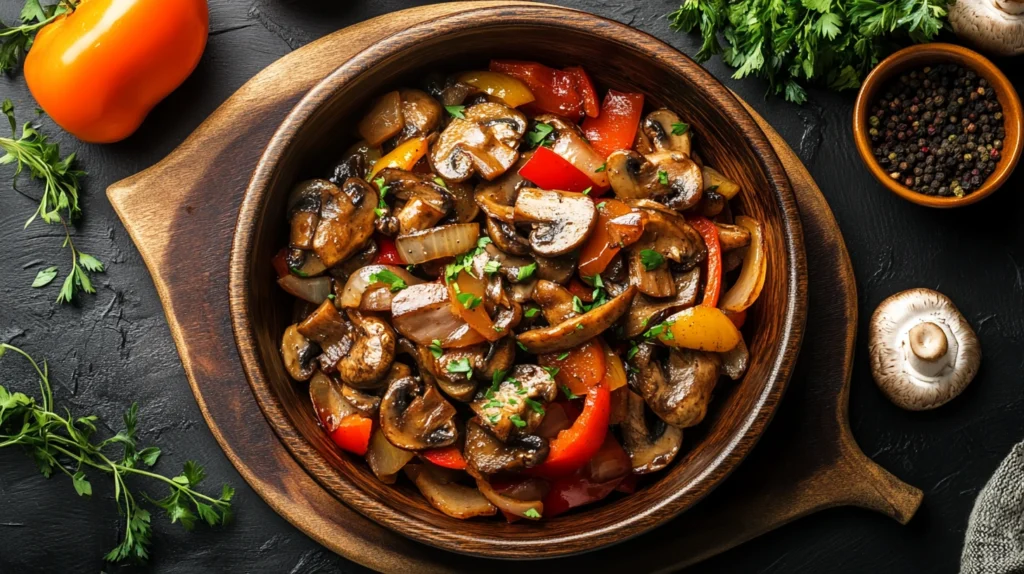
853,43,1022,208
229,4,807,559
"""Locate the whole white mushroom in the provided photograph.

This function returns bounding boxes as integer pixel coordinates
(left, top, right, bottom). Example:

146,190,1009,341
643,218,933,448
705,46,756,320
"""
949,0,1024,56
869,288,981,411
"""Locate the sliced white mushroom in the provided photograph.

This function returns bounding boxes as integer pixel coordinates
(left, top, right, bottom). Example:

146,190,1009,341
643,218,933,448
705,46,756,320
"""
513,188,596,257
869,288,981,410
621,389,683,474
949,0,1024,56
642,109,692,156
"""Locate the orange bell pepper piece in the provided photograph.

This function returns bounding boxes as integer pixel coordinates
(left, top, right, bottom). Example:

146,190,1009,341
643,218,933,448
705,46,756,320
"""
539,340,606,396
578,199,634,278
422,446,468,470
25,0,209,143
368,136,428,179
329,414,373,456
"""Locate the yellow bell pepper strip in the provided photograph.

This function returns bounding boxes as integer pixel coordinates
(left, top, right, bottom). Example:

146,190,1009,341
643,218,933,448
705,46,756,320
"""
457,71,536,108
367,136,427,179
650,306,742,352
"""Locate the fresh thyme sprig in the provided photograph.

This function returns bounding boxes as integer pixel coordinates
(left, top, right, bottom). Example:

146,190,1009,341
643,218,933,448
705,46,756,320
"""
0,99,103,302
0,343,235,564
0,1,76,73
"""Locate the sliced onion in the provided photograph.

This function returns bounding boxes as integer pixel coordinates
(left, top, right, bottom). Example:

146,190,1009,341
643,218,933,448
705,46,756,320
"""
720,215,766,313
391,283,486,348
550,128,610,188
340,264,423,309
476,477,544,520
396,223,479,264
404,464,496,519
358,90,403,147
278,274,332,304
366,429,415,484
309,371,358,433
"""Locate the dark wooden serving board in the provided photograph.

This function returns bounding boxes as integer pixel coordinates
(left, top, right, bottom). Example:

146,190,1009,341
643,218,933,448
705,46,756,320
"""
105,3,922,571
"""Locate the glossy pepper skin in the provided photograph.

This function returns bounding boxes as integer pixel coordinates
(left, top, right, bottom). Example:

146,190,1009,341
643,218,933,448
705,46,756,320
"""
25,0,209,143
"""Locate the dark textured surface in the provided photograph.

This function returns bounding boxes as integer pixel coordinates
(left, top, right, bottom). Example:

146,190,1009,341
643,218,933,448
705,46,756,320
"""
0,1,1021,573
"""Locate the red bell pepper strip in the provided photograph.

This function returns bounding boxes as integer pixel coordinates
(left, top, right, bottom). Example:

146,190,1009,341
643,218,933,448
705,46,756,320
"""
527,383,610,478
272,248,290,278
543,434,630,517
489,60,582,118
581,90,645,159
373,236,403,266
565,66,599,118
329,414,373,456
518,146,600,193
687,216,723,307
422,446,467,470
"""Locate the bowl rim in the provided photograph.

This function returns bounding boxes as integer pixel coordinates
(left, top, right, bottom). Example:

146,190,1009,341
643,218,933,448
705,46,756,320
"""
852,42,1023,208
229,4,807,559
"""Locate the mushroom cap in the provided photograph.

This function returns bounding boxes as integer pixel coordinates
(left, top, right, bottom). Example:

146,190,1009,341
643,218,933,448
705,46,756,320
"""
869,288,981,411
948,0,1024,56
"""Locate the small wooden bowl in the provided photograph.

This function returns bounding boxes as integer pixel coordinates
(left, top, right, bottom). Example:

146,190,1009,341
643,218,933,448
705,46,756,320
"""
229,5,807,559
853,43,1022,208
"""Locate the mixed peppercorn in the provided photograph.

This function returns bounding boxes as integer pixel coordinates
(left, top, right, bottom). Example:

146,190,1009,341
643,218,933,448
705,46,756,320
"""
868,63,1005,197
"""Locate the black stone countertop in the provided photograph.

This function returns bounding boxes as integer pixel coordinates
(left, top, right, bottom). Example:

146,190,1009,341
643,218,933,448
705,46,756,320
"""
1,1,1022,572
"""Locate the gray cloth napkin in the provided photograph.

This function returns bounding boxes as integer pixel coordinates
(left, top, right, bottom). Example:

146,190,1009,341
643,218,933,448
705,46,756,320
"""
962,442,1024,574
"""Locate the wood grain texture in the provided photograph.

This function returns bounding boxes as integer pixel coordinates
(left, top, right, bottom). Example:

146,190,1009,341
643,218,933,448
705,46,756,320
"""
228,4,806,559
106,2,920,571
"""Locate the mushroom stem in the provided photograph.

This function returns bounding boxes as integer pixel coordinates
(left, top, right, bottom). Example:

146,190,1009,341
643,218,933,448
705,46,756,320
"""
904,320,957,378
997,0,1024,14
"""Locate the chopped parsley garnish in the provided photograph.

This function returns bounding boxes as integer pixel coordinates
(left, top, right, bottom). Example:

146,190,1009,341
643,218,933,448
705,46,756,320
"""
596,201,607,209
671,121,690,136
516,262,537,282
488,414,501,424
707,184,720,193
575,323,584,331
509,415,527,428
508,398,519,406
429,339,444,359
444,237,492,284
640,249,665,271
524,398,545,415
595,163,606,173
556,352,569,361
456,290,483,310
290,267,309,278
483,259,501,275
444,105,466,119
542,366,559,379
493,325,504,332
447,358,473,379
590,274,604,289
477,236,492,249
581,187,592,196
626,341,639,361
658,170,669,185
517,340,530,352
524,307,540,318
643,319,676,340
560,385,578,400
526,122,555,148
373,177,390,218
572,296,586,315
433,176,448,188
524,508,542,519
327,293,335,300
369,269,407,292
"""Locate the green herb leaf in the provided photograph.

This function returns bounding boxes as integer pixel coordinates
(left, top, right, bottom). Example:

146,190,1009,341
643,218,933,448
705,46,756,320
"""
525,122,555,148
581,187,592,196
509,414,527,428
433,176,448,188
643,319,677,340
596,201,606,209
72,471,92,497
542,366,559,379
524,307,540,318
32,266,58,287
445,105,466,119
524,507,542,519
627,341,639,361
447,357,473,379
517,340,529,352
575,323,584,331
572,296,586,315
560,384,578,400
369,269,408,292
556,352,569,361
658,170,669,185
429,339,444,359
456,291,482,310
640,249,665,271
483,259,501,275
524,398,546,415
516,262,537,281
671,121,690,135
595,163,606,173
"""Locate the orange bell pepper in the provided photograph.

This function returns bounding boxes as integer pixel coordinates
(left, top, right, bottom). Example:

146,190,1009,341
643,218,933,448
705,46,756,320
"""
540,340,606,396
686,216,723,307
655,307,743,352
578,199,634,278
423,446,468,470
368,136,428,179
447,270,501,342
329,414,373,456
456,71,536,108
528,382,611,479
25,0,209,143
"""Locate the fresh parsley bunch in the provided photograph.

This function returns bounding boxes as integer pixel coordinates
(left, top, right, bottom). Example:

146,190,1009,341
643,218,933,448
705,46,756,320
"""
670,0,948,103
1,99,103,302
0,344,234,564
0,0,73,73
